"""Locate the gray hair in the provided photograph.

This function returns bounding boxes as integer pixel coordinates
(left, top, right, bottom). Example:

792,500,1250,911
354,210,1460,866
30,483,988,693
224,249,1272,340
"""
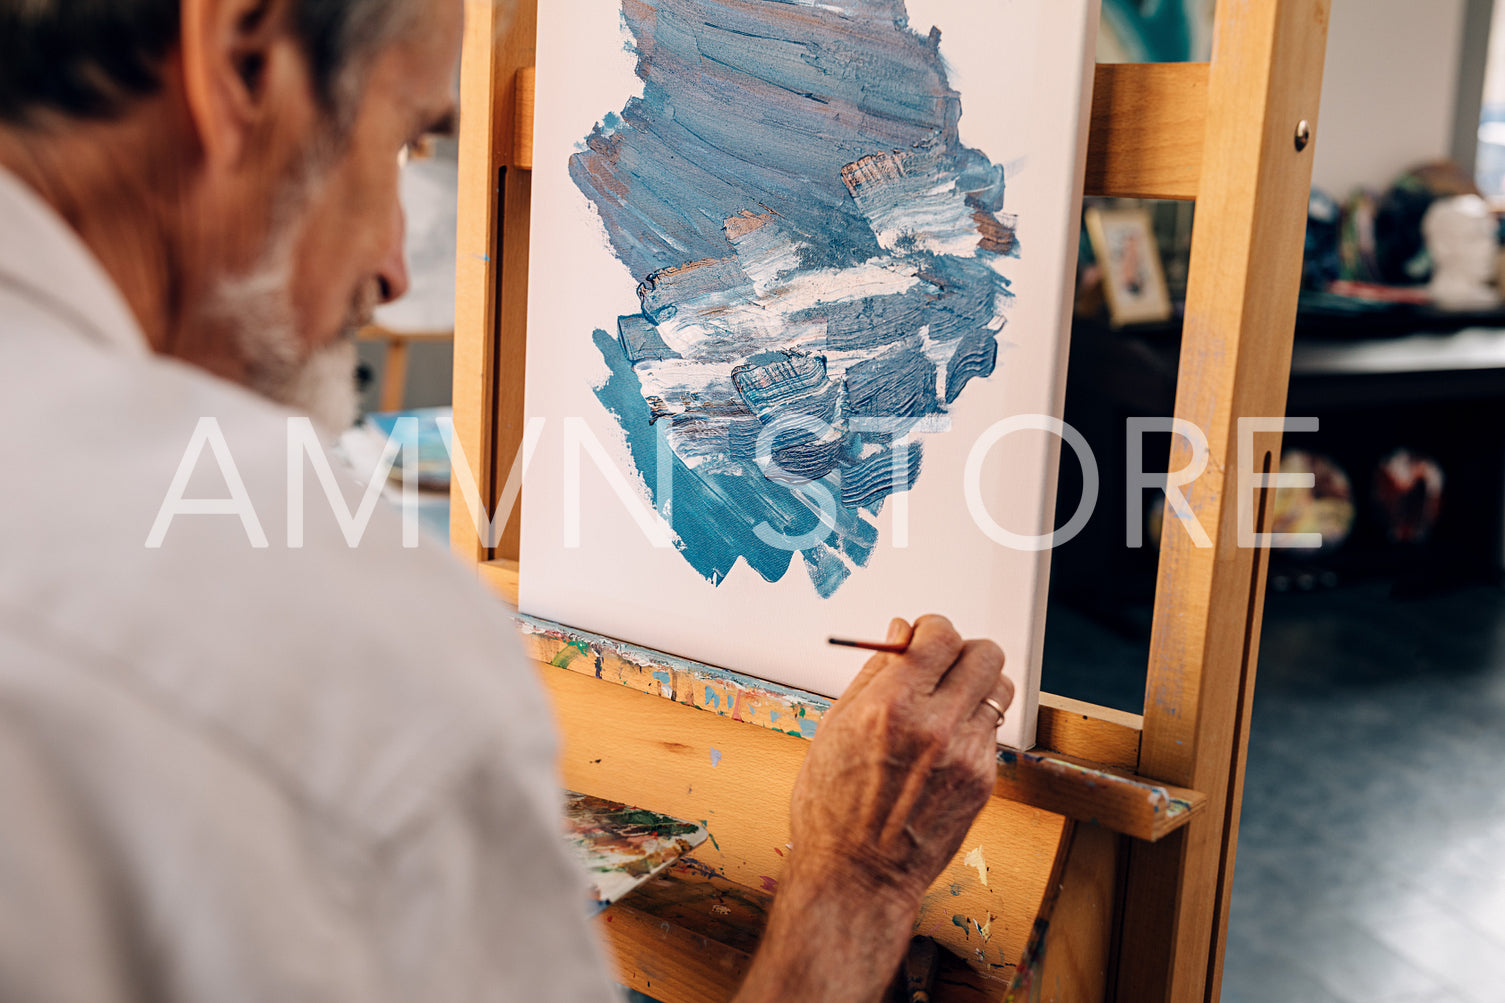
0,0,414,127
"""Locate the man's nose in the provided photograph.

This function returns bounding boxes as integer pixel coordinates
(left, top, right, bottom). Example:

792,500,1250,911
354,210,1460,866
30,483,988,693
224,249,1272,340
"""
376,201,410,305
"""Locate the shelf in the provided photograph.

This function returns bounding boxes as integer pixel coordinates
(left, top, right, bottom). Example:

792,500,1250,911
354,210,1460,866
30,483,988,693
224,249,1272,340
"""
1069,314,1505,411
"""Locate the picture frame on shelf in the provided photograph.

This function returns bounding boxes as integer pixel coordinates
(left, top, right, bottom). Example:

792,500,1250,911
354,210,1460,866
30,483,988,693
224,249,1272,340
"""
1086,205,1174,326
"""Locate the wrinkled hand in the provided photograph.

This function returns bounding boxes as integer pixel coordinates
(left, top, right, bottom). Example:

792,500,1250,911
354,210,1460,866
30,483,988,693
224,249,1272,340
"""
734,616,1011,1003
787,614,1012,911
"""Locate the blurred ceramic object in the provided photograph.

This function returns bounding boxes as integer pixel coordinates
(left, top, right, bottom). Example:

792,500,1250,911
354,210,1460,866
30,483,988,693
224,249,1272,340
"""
1423,194,1501,310
1338,188,1381,283
1372,448,1444,544
1304,188,1342,289
1376,161,1481,285
1268,450,1356,554
1145,450,1354,555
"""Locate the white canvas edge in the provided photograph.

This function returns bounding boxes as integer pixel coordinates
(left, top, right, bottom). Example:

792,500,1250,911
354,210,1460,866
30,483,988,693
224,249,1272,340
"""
1013,2,1101,749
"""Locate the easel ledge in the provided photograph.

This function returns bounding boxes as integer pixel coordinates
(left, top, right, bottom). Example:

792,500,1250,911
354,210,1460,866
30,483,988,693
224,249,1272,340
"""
483,560,1202,844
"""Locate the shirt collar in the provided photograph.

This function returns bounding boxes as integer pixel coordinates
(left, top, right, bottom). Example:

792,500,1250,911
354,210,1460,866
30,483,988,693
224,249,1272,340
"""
0,165,151,357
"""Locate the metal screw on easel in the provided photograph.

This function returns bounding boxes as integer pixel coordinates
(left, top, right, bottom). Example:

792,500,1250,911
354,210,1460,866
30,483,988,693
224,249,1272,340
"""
1294,120,1311,152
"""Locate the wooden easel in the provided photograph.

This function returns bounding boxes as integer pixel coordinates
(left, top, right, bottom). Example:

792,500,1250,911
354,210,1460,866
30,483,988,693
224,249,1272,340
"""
449,1,1331,998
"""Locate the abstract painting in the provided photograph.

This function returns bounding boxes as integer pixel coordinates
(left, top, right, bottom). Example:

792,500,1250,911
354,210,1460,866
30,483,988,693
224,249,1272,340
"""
522,0,1099,749
570,0,1020,600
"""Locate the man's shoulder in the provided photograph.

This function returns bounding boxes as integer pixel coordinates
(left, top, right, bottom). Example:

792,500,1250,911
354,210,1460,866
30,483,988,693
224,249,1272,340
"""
0,313,551,844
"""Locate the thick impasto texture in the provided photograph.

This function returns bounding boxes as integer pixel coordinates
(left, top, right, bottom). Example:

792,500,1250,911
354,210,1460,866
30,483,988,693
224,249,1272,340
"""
572,0,1018,597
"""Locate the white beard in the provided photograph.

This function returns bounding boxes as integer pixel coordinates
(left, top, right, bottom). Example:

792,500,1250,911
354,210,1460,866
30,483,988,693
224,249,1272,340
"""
259,331,360,442
203,176,363,443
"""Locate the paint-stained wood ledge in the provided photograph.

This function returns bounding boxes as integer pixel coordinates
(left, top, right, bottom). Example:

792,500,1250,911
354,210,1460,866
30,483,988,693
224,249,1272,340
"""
503,600,1203,842
481,559,1189,839
479,559,1144,769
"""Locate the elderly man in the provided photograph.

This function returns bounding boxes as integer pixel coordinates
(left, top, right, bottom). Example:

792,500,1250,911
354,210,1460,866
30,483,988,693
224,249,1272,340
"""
0,0,1013,1000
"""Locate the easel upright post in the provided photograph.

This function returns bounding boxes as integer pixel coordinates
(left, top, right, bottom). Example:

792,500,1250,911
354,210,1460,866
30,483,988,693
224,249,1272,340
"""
1117,1,1331,1000
451,0,536,564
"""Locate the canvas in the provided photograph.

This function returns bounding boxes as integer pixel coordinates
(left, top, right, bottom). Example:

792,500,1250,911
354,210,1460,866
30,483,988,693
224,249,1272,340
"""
520,0,1099,749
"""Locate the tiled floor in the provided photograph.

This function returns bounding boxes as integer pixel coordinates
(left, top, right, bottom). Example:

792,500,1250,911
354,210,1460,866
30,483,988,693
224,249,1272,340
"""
1043,584,1505,1003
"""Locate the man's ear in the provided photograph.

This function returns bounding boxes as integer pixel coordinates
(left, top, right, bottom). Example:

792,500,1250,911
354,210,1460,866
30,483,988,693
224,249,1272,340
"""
179,0,299,168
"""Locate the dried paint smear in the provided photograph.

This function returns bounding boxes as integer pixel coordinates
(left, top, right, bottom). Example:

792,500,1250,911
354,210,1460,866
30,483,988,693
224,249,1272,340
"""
576,0,1018,597
964,845,989,886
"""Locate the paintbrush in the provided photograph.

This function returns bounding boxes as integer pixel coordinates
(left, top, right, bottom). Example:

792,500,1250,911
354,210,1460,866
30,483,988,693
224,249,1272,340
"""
828,636,911,654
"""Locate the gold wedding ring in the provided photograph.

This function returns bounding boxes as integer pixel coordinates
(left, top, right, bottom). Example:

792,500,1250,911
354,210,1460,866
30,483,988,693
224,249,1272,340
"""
982,697,1007,726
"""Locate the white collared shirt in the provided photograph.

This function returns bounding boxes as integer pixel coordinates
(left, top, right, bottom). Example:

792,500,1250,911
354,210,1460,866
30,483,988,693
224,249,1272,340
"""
0,168,616,1002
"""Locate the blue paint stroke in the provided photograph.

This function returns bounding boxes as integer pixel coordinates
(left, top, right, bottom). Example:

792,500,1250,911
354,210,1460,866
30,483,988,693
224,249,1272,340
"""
575,0,1018,596
709,747,723,767
703,686,720,710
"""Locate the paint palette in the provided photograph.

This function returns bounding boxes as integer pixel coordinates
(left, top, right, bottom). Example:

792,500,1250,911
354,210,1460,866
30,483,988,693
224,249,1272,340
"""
564,792,710,913
521,0,1101,749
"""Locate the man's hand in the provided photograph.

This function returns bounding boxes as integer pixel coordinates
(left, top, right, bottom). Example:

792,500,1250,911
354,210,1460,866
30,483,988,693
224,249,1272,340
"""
790,614,1011,907
735,615,1012,1003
